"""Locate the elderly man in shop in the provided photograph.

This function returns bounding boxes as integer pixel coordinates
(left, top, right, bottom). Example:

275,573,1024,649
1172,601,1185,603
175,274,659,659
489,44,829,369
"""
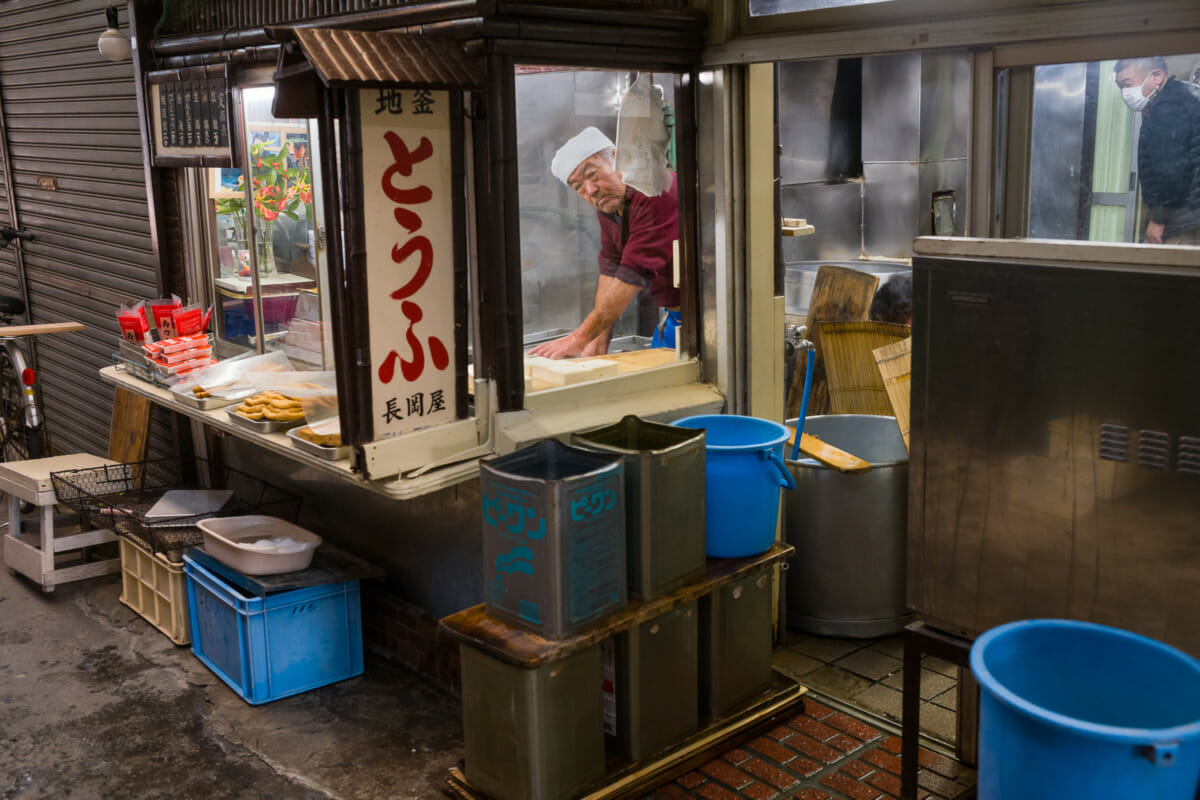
1114,56,1200,245
528,127,679,359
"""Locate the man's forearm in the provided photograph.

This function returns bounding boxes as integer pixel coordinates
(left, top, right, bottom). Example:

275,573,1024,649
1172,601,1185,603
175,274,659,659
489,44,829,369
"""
570,276,641,345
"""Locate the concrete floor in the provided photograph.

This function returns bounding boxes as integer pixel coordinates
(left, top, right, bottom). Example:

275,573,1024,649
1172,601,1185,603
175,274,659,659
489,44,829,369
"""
773,635,961,745
0,566,463,800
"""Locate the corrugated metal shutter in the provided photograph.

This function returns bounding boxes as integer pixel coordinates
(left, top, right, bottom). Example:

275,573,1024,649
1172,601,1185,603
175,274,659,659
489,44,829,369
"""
158,0,688,35
0,0,176,462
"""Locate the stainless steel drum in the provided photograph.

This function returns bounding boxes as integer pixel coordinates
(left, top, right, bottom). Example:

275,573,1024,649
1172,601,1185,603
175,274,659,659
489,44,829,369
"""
784,414,911,637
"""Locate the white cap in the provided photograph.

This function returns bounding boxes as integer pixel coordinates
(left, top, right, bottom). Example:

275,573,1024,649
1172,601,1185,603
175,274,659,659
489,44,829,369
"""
551,127,614,185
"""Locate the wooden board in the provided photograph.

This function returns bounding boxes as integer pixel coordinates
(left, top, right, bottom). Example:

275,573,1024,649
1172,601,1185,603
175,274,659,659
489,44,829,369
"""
439,543,794,669
446,675,807,800
526,348,678,393
785,266,878,419
873,336,913,452
786,428,872,473
0,321,84,337
108,387,153,464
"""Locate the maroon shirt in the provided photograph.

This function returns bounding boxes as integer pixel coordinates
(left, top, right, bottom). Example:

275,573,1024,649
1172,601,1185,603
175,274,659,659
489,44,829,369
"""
596,173,679,308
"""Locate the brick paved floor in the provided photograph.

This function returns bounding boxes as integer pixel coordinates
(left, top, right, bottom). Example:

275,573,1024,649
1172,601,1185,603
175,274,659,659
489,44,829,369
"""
641,696,976,800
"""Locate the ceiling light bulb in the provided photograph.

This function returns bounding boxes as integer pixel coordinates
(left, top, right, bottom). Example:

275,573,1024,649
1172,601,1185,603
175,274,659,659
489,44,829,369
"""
98,7,130,62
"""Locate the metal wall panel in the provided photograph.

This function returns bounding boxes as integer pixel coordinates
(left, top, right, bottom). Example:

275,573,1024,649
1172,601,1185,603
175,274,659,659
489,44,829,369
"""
0,0,174,460
781,180,863,262
862,53,921,163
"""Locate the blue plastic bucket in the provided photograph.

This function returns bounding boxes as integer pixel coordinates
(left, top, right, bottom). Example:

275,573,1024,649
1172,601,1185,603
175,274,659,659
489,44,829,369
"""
971,619,1200,799
671,415,795,558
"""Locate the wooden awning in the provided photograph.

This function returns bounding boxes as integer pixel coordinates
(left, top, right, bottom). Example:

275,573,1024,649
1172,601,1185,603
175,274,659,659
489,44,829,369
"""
292,28,484,89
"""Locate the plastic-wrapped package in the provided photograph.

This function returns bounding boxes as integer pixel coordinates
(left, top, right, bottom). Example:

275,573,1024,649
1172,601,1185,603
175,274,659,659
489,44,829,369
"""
615,74,672,198
248,370,339,426
196,350,295,397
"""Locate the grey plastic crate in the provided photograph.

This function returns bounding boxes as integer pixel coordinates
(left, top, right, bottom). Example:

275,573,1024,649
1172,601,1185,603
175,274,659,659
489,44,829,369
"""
572,415,706,599
480,439,626,639
700,566,774,719
461,644,605,800
605,600,699,761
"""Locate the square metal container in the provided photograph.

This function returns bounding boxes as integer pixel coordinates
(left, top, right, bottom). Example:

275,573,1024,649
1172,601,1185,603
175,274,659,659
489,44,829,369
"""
607,600,699,761
480,439,626,639
461,644,605,800
572,416,706,599
286,427,350,461
700,566,774,719
225,406,306,433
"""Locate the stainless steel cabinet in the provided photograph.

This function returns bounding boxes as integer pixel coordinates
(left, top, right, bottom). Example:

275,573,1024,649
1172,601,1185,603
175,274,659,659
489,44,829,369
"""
909,250,1200,657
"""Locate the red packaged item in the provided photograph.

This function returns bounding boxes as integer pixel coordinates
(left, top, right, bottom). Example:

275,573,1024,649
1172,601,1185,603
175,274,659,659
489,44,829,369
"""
157,345,212,366
158,333,209,355
149,296,183,339
173,304,204,337
154,355,216,378
118,301,151,343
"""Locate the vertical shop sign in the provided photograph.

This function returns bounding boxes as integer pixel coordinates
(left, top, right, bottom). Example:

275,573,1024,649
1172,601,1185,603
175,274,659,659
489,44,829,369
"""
360,88,456,439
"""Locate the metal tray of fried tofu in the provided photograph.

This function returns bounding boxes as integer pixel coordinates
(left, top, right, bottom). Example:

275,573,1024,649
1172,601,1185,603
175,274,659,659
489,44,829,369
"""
225,405,307,433
287,427,350,461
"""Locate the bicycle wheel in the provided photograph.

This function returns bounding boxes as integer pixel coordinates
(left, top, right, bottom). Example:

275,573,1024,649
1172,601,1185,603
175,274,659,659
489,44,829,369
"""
0,348,40,462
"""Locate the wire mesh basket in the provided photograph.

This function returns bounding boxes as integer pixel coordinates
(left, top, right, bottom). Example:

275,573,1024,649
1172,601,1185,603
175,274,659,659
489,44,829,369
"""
51,458,301,555
112,347,168,388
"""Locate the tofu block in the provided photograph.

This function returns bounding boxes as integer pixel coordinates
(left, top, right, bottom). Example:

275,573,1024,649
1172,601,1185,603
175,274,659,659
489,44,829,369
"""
523,355,554,377
528,358,620,386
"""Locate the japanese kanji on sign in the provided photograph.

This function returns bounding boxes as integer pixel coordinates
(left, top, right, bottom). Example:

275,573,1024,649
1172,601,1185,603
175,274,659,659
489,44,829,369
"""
360,88,456,439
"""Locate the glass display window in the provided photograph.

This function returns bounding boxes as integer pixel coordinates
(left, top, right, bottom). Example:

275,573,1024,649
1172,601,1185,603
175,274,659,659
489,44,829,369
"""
202,83,334,368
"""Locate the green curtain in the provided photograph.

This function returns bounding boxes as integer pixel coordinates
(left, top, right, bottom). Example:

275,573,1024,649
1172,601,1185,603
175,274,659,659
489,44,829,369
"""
1088,60,1136,242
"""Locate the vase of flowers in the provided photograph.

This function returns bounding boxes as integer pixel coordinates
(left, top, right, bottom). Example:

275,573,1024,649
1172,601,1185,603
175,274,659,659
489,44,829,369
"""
215,139,312,276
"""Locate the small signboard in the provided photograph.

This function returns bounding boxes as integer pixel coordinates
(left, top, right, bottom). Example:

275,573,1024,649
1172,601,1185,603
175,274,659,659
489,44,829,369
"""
148,72,234,166
360,87,457,440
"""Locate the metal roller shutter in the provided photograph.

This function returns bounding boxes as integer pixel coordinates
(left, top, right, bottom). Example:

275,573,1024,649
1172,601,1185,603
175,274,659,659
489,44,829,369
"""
0,0,175,461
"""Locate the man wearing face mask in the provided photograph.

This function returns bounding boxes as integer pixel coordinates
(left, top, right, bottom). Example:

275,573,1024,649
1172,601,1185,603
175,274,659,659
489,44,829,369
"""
528,127,679,359
1114,56,1200,245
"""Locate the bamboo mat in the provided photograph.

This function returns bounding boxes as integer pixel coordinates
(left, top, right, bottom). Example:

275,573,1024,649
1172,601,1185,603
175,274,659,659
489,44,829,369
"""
819,321,910,415
873,336,913,452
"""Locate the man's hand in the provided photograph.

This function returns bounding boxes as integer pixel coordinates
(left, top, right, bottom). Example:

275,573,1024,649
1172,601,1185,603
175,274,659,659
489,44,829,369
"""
579,329,612,357
529,333,585,359
1146,220,1165,243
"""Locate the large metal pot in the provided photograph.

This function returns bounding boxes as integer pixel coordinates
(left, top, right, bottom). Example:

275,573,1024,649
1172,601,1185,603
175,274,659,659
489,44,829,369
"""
784,414,910,637
784,260,910,317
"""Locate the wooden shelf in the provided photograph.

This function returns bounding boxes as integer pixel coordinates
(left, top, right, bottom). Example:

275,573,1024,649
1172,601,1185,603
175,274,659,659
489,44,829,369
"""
439,543,795,669
446,673,807,800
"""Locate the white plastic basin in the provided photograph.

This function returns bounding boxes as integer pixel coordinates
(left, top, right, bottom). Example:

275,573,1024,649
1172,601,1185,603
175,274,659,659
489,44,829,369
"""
196,515,322,576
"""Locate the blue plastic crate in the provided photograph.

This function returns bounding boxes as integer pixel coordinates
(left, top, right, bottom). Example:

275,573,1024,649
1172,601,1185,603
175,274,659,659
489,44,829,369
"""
183,553,364,705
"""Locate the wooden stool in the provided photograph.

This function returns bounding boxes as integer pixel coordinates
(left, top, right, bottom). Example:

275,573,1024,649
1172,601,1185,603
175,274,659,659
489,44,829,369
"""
1,453,121,591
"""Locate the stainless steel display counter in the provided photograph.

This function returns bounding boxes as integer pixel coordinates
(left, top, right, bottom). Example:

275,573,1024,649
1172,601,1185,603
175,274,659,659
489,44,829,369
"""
99,365,477,500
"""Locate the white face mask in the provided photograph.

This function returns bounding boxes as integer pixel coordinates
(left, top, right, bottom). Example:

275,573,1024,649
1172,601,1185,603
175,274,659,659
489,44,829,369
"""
1121,74,1158,112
